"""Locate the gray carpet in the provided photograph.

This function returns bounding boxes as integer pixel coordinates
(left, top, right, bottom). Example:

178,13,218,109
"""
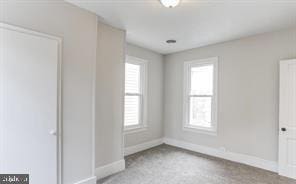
98,144,296,184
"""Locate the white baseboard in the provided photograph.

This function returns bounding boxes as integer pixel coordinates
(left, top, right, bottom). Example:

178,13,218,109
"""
95,159,125,180
94,138,277,181
124,138,164,156
74,176,97,184
163,138,278,172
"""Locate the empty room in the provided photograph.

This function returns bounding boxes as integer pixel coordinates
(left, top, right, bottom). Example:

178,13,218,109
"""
1,0,296,184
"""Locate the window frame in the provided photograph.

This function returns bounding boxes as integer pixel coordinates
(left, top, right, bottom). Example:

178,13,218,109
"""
124,55,148,133
183,57,218,135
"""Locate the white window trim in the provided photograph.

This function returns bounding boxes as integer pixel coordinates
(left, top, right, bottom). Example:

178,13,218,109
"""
183,57,218,136
124,55,148,134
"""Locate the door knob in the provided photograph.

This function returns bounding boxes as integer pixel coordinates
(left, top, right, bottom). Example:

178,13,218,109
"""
281,128,287,132
49,130,57,136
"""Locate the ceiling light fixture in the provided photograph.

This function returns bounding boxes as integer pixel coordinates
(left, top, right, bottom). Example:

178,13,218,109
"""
160,0,180,8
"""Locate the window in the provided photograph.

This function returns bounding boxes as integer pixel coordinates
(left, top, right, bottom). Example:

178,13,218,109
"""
183,57,218,134
124,56,147,132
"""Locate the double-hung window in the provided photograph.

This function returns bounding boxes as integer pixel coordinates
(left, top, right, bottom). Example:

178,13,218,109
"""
183,57,218,134
124,56,147,131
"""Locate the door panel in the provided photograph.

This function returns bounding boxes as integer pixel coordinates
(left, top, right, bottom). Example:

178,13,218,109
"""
287,64,296,125
279,59,296,179
0,24,60,184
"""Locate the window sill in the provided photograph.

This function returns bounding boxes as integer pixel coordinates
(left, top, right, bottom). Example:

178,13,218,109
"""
124,126,147,135
183,125,217,136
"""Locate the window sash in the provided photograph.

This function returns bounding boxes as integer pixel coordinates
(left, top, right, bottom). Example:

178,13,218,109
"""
124,93,142,128
188,96,213,127
124,56,147,131
125,92,142,96
124,62,143,128
183,58,218,134
125,62,141,94
189,64,214,96
188,94,213,98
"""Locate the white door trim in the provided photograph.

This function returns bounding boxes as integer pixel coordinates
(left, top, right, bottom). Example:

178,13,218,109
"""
0,22,63,184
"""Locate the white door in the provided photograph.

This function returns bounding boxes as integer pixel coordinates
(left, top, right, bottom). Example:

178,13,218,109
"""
279,59,296,179
0,24,61,184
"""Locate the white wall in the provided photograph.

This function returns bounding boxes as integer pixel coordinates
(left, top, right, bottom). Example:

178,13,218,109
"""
95,22,125,167
124,44,164,147
164,27,296,162
0,1,97,183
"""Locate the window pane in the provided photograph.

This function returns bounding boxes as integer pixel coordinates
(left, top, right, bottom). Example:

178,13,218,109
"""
125,63,140,93
191,65,213,95
189,97,212,128
124,95,140,126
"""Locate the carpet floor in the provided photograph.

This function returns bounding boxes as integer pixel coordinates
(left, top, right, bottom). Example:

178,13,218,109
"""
98,144,296,184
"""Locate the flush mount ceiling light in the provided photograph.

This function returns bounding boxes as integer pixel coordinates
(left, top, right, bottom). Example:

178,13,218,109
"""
160,0,180,8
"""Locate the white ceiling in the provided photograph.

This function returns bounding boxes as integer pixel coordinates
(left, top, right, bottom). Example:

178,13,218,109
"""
66,0,296,54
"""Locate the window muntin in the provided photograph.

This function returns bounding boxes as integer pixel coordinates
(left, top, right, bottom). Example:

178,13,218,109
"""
184,58,218,134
